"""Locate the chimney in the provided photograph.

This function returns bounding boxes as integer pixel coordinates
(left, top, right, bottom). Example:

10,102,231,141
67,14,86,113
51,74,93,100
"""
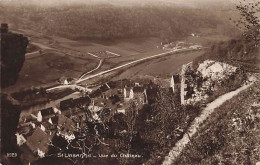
1,23,8,33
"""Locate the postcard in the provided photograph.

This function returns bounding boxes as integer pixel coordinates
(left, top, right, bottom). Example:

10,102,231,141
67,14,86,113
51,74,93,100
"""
1,0,259,164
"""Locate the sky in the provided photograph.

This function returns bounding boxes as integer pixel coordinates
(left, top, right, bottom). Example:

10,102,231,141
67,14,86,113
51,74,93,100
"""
0,0,241,7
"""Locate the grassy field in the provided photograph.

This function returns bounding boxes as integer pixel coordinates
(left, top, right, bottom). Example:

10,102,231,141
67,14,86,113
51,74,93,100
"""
2,52,98,93
3,24,234,93
68,37,162,56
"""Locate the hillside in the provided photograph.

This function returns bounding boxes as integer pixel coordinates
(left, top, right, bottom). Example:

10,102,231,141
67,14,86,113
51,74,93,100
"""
0,5,237,41
194,39,260,72
175,80,260,165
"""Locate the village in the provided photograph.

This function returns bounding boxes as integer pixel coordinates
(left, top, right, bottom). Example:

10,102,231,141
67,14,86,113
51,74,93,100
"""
13,56,249,162
15,78,160,160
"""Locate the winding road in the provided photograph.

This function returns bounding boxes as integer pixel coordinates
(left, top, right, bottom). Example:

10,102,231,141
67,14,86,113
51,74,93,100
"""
75,48,191,84
79,59,104,80
47,47,199,91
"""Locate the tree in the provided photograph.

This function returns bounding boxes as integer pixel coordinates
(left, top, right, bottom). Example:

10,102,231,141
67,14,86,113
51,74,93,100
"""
126,101,138,152
235,0,260,47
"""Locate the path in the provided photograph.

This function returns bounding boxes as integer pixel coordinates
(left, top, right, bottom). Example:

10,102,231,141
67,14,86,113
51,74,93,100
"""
162,78,256,165
79,59,104,80
47,47,202,91
105,50,121,57
46,84,92,92
31,42,53,50
25,42,53,59
75,48,191,84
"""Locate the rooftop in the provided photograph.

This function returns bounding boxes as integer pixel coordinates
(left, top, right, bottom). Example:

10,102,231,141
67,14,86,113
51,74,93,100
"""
26,127,52,154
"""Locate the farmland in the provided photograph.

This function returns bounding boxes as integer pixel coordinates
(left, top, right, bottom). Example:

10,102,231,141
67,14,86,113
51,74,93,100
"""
2,25,218,93
5,52,98,92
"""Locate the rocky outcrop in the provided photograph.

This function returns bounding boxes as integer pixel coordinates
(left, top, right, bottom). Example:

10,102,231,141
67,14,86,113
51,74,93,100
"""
1,26,28,88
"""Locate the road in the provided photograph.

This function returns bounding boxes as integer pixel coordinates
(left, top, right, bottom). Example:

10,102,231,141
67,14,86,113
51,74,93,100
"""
79,59,104,80
46,84,92,92
30,42,53,50
75,48,192,84
47,47,200,91
105,50,121,57
26,42,54,59
162,76,256,165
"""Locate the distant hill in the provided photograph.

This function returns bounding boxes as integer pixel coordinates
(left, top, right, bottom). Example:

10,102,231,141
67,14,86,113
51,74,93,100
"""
0,5,238,41
0,0,237,8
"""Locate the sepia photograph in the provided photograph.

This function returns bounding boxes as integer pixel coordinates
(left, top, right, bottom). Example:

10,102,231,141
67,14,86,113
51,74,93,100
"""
0,0,259,164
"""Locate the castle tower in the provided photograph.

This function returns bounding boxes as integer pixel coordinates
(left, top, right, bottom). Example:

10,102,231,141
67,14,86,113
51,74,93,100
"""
180,62,192,105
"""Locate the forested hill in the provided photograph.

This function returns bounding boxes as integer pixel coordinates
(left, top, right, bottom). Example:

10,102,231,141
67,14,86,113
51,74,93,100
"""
194,39,260,72
0,5,236,41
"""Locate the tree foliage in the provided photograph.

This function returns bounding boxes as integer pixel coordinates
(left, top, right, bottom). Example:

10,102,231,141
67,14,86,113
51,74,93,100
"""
1,5,222,41
235,0,260,46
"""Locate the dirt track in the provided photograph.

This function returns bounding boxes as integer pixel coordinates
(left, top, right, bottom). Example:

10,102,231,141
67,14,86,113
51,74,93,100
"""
162,77,256,165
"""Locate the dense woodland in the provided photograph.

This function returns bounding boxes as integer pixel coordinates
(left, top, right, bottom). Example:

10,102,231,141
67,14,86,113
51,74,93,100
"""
0,5,234,41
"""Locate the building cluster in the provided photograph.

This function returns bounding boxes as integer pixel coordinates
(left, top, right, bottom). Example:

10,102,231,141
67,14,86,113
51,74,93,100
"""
59,77,75,85
16,79,160,159
191,33,200,37
161,41,202,51
16,96,91,158
89,79,159,116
